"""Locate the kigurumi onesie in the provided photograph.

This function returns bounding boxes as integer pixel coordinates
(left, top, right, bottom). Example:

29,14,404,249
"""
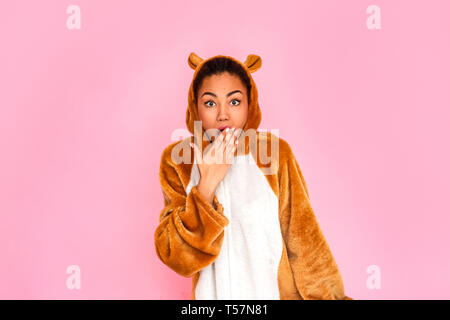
154,52,352,300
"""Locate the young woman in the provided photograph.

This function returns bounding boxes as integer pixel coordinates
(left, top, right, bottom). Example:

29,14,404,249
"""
154,52,352,300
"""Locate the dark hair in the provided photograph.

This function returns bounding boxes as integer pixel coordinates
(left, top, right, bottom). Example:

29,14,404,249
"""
193,57,252,104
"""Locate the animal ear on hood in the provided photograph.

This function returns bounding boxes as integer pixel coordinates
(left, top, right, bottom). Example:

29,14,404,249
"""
244,54,262,73
188,52,203,70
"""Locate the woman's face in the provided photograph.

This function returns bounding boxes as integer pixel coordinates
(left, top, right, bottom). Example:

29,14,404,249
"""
197,72,248,140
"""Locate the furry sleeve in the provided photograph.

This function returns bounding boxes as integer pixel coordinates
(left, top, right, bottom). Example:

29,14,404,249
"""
154,147,229,278
278,144,353,300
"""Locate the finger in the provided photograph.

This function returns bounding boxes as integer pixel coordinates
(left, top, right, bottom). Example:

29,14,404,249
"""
213,131,228,164
222,127,235,149
222,130,235,156
233,129,241,145
225,128,237,153
219,128,236,163
216,129,228,147
228,134,238,153
204,138,219,164
225,127,236,145
212,131,226,156
210,131,224,148
217,128,233,159
225,142,237,164
229,134,238,158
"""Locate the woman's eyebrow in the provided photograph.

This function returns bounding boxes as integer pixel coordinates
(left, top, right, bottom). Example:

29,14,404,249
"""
201,90,243,98
226,90,243,97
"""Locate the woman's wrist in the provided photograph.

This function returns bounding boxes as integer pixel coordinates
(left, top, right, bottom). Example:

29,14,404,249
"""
197,178,217,207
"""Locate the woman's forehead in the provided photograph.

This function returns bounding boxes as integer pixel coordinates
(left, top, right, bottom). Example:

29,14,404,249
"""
199,73,247,93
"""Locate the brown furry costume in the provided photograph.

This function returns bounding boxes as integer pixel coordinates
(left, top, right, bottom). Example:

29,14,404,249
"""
154,52,352,300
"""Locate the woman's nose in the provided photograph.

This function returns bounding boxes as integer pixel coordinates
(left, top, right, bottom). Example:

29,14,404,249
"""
217,103,230,120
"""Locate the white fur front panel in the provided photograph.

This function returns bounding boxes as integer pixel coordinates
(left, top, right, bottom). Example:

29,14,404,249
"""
186,153,283,300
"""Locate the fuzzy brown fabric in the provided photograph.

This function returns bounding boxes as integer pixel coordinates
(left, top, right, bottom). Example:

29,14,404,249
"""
154,52,352,300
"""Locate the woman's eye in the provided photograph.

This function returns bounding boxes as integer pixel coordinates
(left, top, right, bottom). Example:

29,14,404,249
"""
230,99,240,106
205,101,215,107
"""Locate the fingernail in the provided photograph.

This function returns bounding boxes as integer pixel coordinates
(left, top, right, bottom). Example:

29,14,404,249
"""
225,128,229,132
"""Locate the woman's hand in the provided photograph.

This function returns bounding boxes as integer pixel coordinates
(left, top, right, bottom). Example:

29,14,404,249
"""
190,127,239,204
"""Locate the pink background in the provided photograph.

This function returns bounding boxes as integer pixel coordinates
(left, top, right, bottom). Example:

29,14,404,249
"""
1,0,449,299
